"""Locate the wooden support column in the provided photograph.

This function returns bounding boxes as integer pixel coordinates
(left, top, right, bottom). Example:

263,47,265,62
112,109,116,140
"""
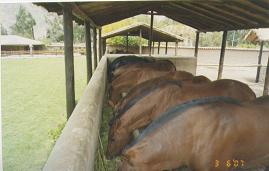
158,41,160,54
93,27,97,70
29,44,33,56
149,11,154,56
63,5,75,119
126,33,129,53
263,56,269,96
256,41,264,83
165,42,168,55
194,31,200,57
152,42,155,54
217,30,228,80
102,38,106,55
98,28,102,61
139,29,142,55
85,21,92,83
175,41,178,56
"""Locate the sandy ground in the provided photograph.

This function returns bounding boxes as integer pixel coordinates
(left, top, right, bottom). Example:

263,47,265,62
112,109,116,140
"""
197,66,265,97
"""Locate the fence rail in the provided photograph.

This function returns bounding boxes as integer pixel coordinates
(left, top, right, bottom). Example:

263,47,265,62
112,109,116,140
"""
1,49,85,56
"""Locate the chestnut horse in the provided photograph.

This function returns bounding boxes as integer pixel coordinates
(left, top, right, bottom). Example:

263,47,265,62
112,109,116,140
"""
106,79,256,158
113,71,196,110
109,60,176,106
120,96,269,171
108,55,154,82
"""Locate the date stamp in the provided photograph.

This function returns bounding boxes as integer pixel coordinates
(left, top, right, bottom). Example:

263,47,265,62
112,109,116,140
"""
214,159,245,168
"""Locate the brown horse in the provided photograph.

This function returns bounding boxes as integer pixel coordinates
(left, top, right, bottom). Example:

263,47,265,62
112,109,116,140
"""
112,71,196,110
109,60,176,106
108,55,154,82
119,96,269,171
112,61,154,79
106,79,256,158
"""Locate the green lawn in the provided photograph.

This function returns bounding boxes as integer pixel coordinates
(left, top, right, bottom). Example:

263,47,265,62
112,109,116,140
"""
2,56,87,171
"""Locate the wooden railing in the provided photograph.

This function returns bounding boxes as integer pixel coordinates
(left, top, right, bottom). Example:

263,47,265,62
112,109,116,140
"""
1,49,85,56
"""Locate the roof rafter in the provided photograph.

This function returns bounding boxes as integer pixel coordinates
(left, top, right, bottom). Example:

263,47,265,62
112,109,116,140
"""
195,3,257,27
35,1,269,32
178,2,243,28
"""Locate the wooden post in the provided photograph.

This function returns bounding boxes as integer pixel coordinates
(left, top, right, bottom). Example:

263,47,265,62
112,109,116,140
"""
139,29,142,55
126,33,129,53
152,42,155,54
263,56,269,96
217,31,228,80
149,11,154,56
175,41,178,56
256,41,264,83
102,38,106,55
194,31,200,57
158,41,160,54
85,21,92,83
98,28,102,61
165,42,168,55
29,44,33,56
63,5,75,119
93,27,97,70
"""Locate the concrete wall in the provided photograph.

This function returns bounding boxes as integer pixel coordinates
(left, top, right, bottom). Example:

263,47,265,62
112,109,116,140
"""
106,54,197,75
43,56,107,171
107,45,269,66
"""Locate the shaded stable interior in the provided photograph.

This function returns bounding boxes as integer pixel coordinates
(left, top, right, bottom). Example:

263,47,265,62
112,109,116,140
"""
35,1,269,171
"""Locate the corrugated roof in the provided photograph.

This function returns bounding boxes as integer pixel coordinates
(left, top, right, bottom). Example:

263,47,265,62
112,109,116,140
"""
35,1,269,32
0,35,43,46
102,23,184,42
245,28,269,42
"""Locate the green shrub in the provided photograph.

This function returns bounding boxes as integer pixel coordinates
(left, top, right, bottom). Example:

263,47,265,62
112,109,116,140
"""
48,121,66,143
107,36,147,47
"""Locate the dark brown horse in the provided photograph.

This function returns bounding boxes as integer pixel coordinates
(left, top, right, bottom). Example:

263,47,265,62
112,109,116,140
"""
106,79,256,158
112,71,196,110
120,96,269,171
109,60,176,106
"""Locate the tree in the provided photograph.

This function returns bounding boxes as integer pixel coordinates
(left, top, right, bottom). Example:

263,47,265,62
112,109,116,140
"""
227,30,250,47
11,5,36,39
73,23,85,43
46,14,64,42
46,14,85,43
1,25,8,35
199,32,222,47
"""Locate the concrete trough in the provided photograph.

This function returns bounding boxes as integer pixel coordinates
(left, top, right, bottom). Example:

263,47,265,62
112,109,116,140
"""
43,55,197,171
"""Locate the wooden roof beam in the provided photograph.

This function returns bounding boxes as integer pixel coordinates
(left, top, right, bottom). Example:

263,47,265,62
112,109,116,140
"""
223,3,269,25
59,2,99,28
157,5,216,31
169,2,232,29
92,8,150,26
197,3,258,26
179,2,243,28
237,0,269,16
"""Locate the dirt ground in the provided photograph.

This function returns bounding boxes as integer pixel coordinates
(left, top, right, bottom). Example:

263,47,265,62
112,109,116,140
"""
197,66,265,97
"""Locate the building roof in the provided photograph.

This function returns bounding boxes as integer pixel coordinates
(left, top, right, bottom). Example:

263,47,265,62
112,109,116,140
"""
245,28,269,42
0,35,43,46
102,23,184,42
36,1,269,32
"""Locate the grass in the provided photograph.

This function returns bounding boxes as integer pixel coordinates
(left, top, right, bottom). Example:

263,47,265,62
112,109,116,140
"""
2,56,87,171
95,102,119,171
